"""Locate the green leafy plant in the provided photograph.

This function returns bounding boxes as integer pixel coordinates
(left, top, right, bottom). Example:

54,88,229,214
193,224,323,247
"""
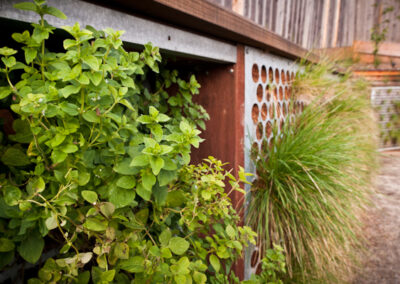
0,1,259,283
370,4,399,68
380,101,400,146
246,59,378,283
243,245,286,284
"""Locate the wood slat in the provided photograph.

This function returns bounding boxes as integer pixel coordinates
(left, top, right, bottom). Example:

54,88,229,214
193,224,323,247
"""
354,41,400,58
205,0,400,50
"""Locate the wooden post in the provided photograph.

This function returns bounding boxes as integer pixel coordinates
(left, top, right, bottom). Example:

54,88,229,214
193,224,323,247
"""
191,44,246,279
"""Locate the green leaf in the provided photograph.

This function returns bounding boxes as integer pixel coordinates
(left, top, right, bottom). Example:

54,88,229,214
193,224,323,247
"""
201,190,211,200
81,190,98,204
168,237,189,255
59,84,81,98
77,271,90,284
157,113,170,122
142,171,156,191
0,238,15,252
153,183,167,206
83,217,108,231
135,208,149,225
61,144,78,153
87,71,102,86
136,184,151,201
150,156,164,175
226,224,236,239
161,247,172,258
100,202,115,218
136,115,153,124
114,159,139,175
1,147,30,166
9,119,32,143
60,102,79,116
13,2,37,12
50,133,66,147
0,47,17,56
82,110,100,123
209,254,220,272
63,64,81,81
119,256,145,273
114,242,129,259
149,106,159,117
174,275,186,283
121,77,135,88
18,232,44,264
77,73,90,85
166,190,186,207
78,172,91,186
170,256,190,275
51,150,67,163
43,6,67,19
109,186,135,208
149,246,160,257
130,155,149,167
180,120,192,134
19,201,31,211
63,39,77,50
101,269,115,282
160,145,173,155
4,185,21,206
82,55,100,71
45,214,58,230
193,271,207,284
24,47,37,64
116,176,136,189
158,170,177,186
32,177,45,193
150,124,163,141
119,99,135,111
159,229,171,247
0,87,12,100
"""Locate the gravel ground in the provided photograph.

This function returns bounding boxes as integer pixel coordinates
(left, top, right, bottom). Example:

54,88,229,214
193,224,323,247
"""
353,152,400,284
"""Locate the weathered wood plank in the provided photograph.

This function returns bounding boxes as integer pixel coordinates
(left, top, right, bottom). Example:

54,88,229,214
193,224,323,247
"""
101,0,316,60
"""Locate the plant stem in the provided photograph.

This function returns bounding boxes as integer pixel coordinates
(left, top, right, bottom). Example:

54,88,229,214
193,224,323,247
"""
80,88,85,113
40,15,45,81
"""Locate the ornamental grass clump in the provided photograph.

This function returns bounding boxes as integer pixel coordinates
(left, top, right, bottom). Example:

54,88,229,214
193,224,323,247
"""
246,58,378,282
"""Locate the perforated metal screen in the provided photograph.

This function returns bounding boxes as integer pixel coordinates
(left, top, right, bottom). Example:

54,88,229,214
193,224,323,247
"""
243,47,300,277
371,87,400,150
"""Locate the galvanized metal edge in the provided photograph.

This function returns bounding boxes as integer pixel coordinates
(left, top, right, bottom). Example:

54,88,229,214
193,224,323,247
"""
0,0,237,63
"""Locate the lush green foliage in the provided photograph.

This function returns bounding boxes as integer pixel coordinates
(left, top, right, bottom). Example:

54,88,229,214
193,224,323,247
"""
0,1,262,283
246,59,378,282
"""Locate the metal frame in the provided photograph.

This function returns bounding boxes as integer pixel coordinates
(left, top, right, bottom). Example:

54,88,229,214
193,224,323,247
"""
0,0,237,63
243,46,298,278
371,86,400,150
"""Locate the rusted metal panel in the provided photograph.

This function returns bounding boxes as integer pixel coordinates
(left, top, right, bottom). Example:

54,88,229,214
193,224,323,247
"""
191,45,246,278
